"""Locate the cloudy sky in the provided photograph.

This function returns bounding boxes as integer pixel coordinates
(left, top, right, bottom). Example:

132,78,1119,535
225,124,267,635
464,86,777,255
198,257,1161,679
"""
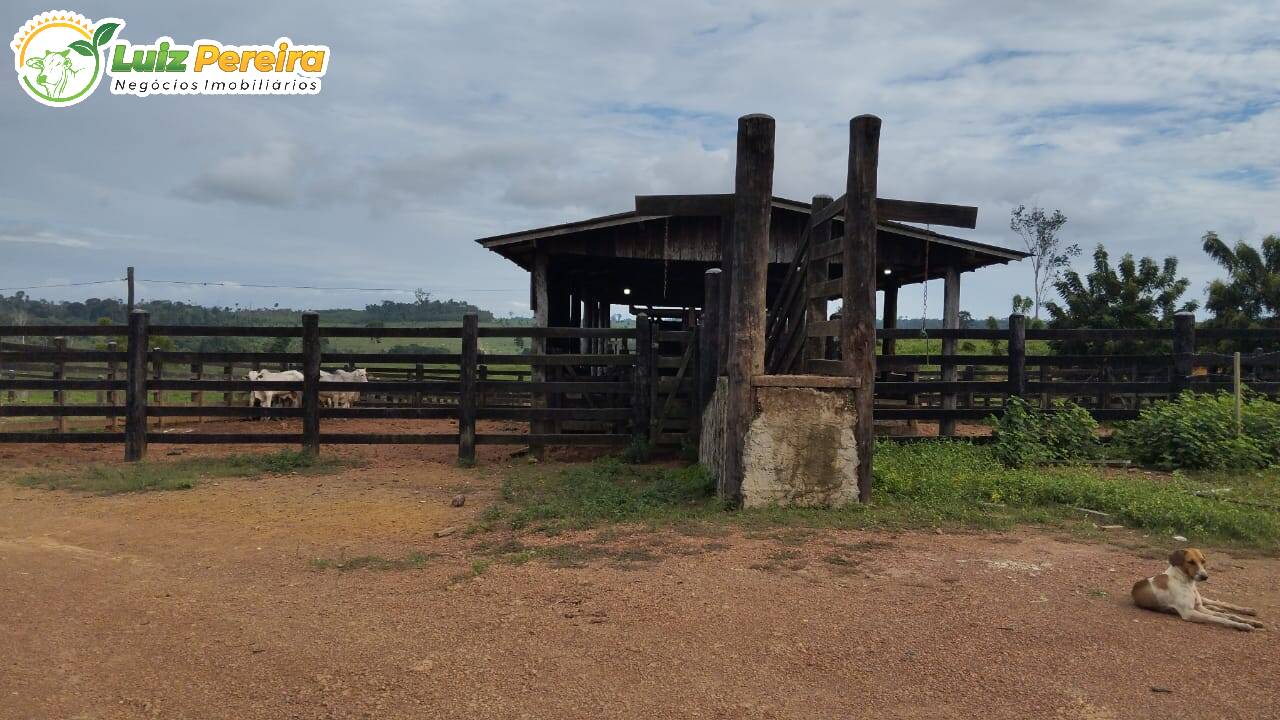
3,1,1278,320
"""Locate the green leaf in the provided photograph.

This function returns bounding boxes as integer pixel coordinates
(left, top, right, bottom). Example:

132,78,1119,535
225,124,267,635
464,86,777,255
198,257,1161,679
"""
93,21,120,47
68,39,95,56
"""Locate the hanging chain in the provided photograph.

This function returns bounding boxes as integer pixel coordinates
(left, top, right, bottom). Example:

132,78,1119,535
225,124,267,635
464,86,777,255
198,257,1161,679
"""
921,224,932,365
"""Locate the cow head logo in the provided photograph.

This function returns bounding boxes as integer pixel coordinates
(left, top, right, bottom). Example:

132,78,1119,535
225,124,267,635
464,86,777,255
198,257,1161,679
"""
12,11,122,107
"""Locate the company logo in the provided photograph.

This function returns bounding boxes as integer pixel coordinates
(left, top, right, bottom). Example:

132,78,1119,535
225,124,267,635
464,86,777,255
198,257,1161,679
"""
12,10,330,107
12,11,120,107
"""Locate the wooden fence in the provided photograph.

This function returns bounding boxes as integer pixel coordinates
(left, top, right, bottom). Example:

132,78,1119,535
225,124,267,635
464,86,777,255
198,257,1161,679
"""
0,312,701,462
810,314,1280,429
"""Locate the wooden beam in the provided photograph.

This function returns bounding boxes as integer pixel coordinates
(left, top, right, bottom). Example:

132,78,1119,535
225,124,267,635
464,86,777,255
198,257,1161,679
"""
804,195,834,365
530,245,549,458
697,269,722,427
722,114,774,507
940,267,961,436
878,199,977,229
882,283,899,357
843,115,880,505
634,194,732,217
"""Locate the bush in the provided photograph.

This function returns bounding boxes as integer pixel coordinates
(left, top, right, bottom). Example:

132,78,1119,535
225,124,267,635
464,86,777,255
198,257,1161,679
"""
1117,391,1280,470
874,441,1280,545
990,397,1099,467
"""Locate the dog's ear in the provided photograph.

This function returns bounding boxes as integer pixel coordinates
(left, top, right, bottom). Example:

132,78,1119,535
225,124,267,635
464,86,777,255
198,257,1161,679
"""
1168,549,1186,567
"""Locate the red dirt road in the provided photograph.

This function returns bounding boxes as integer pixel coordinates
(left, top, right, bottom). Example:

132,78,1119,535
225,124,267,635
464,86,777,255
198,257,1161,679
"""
1,428,1278,719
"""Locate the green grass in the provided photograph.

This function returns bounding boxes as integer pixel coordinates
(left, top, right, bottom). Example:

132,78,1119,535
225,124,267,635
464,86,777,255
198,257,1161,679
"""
13,450,356,495
309,551,435,572
475,443,1280,550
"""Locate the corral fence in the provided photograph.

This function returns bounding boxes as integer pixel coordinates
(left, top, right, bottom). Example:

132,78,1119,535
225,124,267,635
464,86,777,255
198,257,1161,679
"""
3,310,1279,458
0,311,700,462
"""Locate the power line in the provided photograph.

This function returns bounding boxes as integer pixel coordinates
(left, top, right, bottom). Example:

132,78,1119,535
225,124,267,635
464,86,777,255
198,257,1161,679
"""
141,278,519,293
0,278,124,292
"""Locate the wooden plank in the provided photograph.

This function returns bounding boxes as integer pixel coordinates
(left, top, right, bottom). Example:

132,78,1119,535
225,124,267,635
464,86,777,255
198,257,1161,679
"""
805,359,845,376
146,433,305,444
150,406,303,417
655,339,695,437
0,379,126,390
697,269,722,429
1025,328,1176,341
634,193,733,217
845,114,880,504
877,328,1007,340
0,325,128,336
877,199,978,229
633,315,654,445
0,432,127,443
301,313,321,455
319,434,458,445
874,381,1008,393
752,375,861,389
940,267,961,436
479,408,632,421
0,406,121,417
149,325,300,337
476,433,630,446
723,114,775,506
808,278,842,300
125,311,148,461
458,313,478,463
475,381,632,393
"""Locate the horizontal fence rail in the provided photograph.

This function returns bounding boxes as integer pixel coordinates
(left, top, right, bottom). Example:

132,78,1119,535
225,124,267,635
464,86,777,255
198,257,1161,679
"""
0,312,684,461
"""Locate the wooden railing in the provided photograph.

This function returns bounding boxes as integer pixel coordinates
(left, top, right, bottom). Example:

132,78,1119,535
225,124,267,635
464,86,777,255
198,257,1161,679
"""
0,313,693,461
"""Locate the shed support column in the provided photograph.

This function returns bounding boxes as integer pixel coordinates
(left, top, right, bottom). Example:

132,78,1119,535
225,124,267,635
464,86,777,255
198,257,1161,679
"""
843,115,880,504
721,114,774,506
530,246,549,458
718,211,734,371
804,195,834,365
881,283,898,360
940,267,961,436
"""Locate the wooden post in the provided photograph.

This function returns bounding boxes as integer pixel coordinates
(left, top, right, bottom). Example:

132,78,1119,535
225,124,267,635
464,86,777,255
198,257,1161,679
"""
843,114,879,504
413,363,424,406
633,314,654,448
1008,314,1026,401
722,114,774,505
52,337,66,433
881,283,899,360
459,313,478,464
1173,312,1195,397
697,269,722,426
301,313,321,456
126,266,135,314
718,210,734,371
223,363,233,409
191,361,204,423
569,295,583,355
125,310,149,461
151,346,163,427
939,267,961,436
530,245,549,458
804,195,834,365
106,341,119,429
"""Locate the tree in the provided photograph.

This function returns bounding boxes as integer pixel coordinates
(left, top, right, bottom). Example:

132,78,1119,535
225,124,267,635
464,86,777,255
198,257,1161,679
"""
1201,232,1280,328
1010,205,1079,320
1044,245,1197,354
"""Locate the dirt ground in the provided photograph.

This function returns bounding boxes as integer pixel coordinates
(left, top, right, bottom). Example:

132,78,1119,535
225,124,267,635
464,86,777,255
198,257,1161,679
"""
2,421,1279,719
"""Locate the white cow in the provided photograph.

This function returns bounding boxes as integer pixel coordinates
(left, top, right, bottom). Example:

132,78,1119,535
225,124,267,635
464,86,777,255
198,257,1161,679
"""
246,369,303,411
320,368,368,408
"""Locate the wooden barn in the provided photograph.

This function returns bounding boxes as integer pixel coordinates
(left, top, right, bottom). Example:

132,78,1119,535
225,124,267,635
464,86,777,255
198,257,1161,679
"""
474,194,1029,337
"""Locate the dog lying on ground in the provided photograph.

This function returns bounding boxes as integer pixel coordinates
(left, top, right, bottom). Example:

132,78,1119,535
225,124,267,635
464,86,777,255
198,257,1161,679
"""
1132,548,1265,631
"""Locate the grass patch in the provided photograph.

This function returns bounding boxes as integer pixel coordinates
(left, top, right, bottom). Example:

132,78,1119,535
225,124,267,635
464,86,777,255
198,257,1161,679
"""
13,450,355,495
309,551,435,572
475,443,1280,550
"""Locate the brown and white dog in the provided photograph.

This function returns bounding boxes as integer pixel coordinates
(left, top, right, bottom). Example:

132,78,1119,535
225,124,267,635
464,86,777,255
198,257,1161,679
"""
1132,548,1265,631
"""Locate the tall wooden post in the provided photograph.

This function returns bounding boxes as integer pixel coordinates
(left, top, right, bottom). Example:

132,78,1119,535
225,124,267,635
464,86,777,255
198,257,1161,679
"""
530,245,549,458
1173,312,1195,396
151,346,164,427
52,337,67,433
125,310,149,461
301,312,321,456
881,284,899,359
721,114,774,505
697,269,722,426
633,314,654,447
804,195,834,364
126,266,135,314
459,313,478,464
718,210,734,371
106,341,119,429
1008,314,1026,400
939,267,961,436
844,115,880,504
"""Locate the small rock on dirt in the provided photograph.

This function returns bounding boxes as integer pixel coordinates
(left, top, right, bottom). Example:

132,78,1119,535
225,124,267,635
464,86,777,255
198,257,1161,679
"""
451,494,466,507
434,526,459,538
